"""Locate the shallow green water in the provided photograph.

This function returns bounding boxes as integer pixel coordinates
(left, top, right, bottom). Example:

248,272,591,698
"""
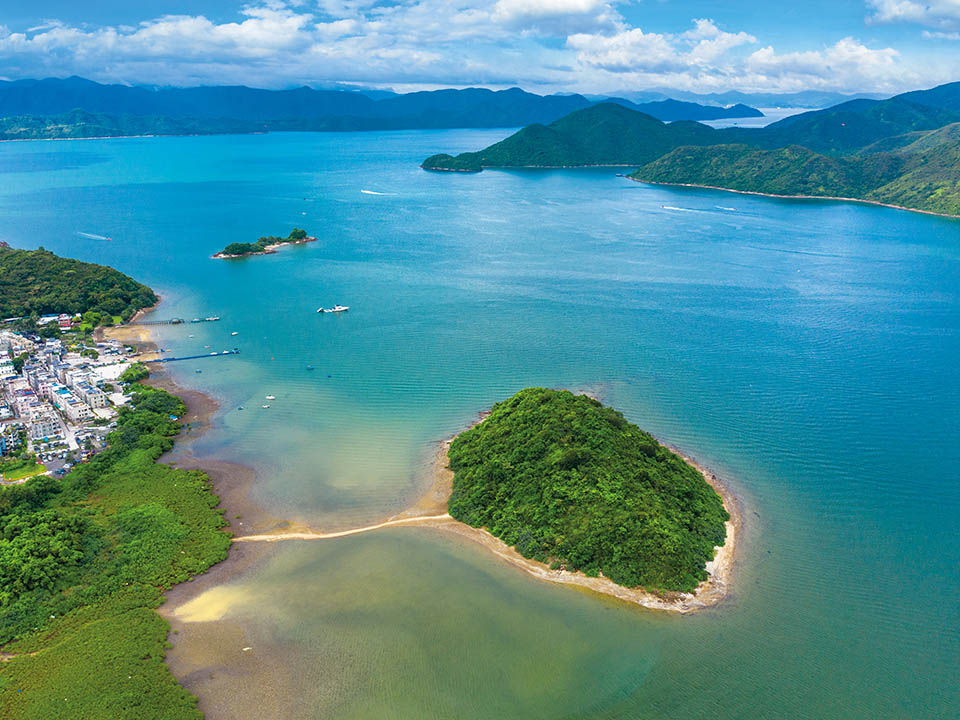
1,131,958,718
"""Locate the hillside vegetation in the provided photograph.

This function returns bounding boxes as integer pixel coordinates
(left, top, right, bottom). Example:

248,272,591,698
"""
423,82,960,216
0,377,230,719
633,123,960,215
448,389,728,593
423,103,720,171
0,246,158,320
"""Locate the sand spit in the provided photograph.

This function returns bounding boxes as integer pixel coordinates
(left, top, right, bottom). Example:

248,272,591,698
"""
231,419,742,615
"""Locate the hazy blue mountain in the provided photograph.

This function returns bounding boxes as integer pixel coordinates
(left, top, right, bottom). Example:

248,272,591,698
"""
604,88,886,108
0,77,764,138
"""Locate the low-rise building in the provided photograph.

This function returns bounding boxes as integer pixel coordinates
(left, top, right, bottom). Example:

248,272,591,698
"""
74,382,108,409
28,410,62,442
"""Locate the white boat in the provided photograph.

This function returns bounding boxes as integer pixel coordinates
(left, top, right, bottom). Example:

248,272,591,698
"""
265,395,276,400
231,331,239,336
261,404,270,409
318,305,350,313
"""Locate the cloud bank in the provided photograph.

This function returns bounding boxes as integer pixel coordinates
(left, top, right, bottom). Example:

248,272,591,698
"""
0,1,951,93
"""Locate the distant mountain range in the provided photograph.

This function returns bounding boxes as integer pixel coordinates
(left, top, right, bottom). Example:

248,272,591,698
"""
599,88,886,109
0,76,762,141
422,81,960,216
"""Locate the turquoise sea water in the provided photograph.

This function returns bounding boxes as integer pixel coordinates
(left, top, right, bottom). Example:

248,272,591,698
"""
1,131,958,719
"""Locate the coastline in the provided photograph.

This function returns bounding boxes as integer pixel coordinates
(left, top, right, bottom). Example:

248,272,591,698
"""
233,409,741,614
632,178,960,220
100,321,280,537
420,429,740,614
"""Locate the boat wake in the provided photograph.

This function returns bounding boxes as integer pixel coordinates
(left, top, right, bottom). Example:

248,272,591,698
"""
77,231,110,240
360,189,395,196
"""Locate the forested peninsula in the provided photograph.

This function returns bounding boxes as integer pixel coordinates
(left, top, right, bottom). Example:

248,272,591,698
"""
0,368,230,718
213,228,314,258
423,81,960,216
0,246,157,320
447,389,729,594
0,249,230,717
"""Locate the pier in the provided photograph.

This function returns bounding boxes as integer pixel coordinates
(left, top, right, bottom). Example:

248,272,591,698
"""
142,348,239,364
132,316,221,326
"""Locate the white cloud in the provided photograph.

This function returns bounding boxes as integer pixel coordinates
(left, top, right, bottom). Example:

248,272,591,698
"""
923,29,960,37
567,20,754,74
867,0,960,28
491,0,622,33
0,2,951,94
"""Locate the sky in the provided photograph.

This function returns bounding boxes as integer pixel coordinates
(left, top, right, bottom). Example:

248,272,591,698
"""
0,0,957,95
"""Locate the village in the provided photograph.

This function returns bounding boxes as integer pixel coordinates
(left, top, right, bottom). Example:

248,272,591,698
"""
0,314,141,483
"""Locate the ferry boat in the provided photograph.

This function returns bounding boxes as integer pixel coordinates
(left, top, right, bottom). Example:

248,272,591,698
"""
318,305,350,313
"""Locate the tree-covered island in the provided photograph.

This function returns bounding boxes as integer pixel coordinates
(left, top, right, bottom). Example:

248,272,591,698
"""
213,228,315,258
448,388,729,593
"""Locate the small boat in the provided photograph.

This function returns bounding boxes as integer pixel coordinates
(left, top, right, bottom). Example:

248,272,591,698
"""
191,318,202,323
195,369,202,373
318,305,350,313
265,395,276,400
209,352,218,356
206,316,220,322
261,404,270,409
231,331,239,336
238,406,244,411
306,365,314,370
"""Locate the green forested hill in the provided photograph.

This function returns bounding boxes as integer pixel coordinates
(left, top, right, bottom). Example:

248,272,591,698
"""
632,123,960,215
447,388,728,593
423,103,720,171
422,84,960,216
0,246,158,319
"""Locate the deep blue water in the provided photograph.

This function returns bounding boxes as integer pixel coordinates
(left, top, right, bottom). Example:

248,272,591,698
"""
1,130,958,719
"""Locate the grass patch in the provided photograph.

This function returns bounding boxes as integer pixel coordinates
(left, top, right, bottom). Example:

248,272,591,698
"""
0,463,46,483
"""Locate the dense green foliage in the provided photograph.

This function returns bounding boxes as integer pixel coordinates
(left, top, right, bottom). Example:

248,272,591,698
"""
447,389,728,592
0,377,230,719
118,363,149,384
217,228,310,257
0,246,157,320
632,122,960,215
424,103,720,171
424,92,960,216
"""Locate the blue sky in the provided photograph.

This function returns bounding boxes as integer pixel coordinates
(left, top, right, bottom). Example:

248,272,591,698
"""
0,1,957,94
